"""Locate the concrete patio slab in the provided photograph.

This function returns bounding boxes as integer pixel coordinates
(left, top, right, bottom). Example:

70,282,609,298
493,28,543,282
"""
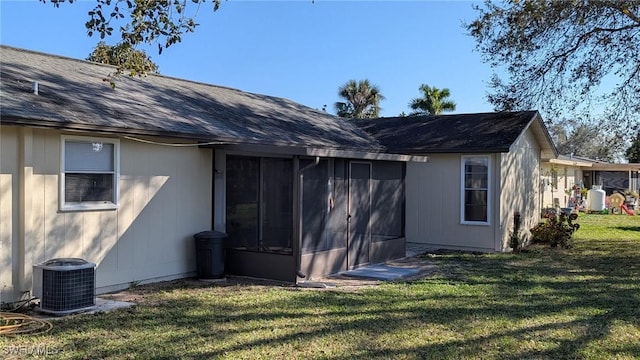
339,264,422,281
31,297,135,320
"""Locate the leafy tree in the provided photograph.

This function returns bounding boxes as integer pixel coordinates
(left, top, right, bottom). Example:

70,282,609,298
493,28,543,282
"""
408,84,456,116
87,41,159,74
87,41,159,88
468,1,640,138
42,0,220,75
626,130,640,163
549,120,618,162
334,79,385,119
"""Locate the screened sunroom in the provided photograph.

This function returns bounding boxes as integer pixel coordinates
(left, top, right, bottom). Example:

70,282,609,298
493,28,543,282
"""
214,151,407,283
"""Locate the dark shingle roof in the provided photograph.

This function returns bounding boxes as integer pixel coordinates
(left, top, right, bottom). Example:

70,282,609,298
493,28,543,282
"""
355,111,554,154
0,45,383,152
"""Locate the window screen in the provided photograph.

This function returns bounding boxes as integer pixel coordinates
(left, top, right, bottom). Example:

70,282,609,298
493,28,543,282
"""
225,156,259,250
261,158,293,251
301,159,349,254
371,161,404,241
301,159,329,252
225,156,293,253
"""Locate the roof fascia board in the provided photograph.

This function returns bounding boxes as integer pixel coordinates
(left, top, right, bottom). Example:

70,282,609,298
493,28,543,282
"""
217,143,429,162
546,157,640,171
588,163,640,171
548,158,594,167
404,148,509,155
0,116,216,142
534,111,560,158
305,147,429,162
510,112,557,159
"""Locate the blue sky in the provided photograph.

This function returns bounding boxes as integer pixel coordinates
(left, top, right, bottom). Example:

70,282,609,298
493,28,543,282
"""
0,0,495,117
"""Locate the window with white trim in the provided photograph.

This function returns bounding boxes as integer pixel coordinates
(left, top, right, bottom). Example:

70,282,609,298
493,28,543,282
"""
461,155,490,224
60,136,119,211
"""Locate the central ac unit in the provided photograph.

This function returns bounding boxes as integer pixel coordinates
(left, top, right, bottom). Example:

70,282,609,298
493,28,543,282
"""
33,258,96,316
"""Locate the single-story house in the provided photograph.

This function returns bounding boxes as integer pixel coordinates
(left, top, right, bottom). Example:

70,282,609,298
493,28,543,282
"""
541,155,640,208
0,45,427,304
356,112,558,252
540,155,594,209
579,159,640,196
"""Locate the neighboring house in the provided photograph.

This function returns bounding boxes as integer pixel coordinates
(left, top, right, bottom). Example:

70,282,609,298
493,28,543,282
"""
357,112,558,252
540,155,594,209
579,159,640,196
0,46,427,304
541,155,640,208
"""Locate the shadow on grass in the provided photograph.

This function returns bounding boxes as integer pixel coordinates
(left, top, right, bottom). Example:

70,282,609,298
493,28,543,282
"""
6,233,639,359
38,256,638,360
614,225,640,232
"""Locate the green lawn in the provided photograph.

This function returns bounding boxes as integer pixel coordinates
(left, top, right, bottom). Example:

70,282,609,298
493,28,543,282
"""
2,214,639,359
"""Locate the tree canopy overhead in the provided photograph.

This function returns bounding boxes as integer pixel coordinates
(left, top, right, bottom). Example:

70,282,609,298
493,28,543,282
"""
87,41,160,87
626,130,640,163
87,41,159,72
549,121,618,162
42,0,220,77
468,0,640,139
44,0,220,53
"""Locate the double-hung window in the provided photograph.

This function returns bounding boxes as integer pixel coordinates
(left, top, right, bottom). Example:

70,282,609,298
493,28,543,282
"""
461,155,490,224
60,136,119,211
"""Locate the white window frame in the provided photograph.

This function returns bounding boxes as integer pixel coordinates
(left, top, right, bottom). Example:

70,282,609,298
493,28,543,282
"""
60,135,120,211
460,155,491,225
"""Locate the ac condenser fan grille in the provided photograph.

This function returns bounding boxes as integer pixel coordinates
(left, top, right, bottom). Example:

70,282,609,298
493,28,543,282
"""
33,258,96,315
41,267,95,311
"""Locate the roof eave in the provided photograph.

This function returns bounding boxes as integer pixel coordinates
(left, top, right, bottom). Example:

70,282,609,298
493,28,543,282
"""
217,143,429,162
548,158,594,167
519,111,558,159
588,163,640,171
392,148,511,155
3,116,424,161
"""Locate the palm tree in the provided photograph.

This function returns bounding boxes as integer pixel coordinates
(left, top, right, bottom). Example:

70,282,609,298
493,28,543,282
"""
334,79,385,119
409,84,456,115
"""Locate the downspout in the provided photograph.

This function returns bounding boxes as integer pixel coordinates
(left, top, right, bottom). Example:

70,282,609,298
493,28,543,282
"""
295,156,320,281
211,149,216,231
17,128,33,298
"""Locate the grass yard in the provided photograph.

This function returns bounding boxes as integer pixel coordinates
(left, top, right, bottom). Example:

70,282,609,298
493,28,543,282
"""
1,214,639,359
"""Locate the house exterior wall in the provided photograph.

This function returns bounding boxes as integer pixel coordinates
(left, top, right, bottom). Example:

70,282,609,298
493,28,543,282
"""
406,128,545,253
541,163,583,209
0,126,212,303
499,129,542,250
406,154,497,252
0,126,19,304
